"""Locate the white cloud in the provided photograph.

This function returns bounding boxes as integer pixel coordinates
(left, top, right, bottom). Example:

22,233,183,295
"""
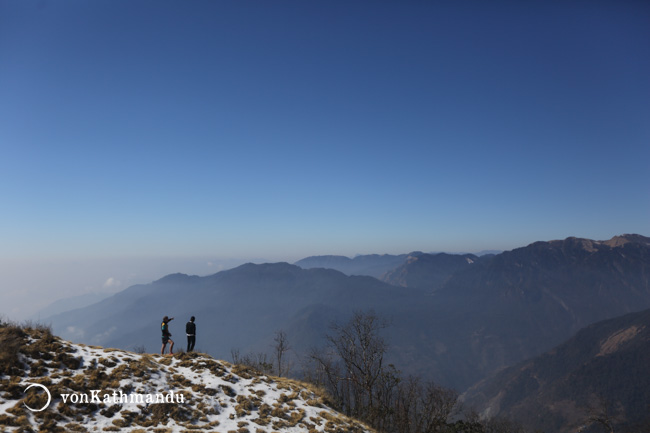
103,277,120,289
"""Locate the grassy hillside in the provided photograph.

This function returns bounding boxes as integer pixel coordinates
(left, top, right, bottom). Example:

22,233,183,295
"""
0,322,374,433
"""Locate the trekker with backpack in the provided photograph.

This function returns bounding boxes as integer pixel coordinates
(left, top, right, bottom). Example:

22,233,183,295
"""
186,316,196,352
161,316,174,355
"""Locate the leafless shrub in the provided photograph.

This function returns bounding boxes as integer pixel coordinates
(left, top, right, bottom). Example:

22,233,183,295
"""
273,330,291,377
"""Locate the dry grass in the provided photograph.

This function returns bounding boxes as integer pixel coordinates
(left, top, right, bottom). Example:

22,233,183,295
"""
0,323,27,377
0,324,376,433
273,376,335,409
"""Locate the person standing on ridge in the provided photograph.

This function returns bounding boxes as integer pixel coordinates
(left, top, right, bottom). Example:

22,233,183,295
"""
161,316,174,355
186,316,196,352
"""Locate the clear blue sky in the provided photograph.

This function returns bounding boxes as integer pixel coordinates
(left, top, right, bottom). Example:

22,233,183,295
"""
1,1,649,317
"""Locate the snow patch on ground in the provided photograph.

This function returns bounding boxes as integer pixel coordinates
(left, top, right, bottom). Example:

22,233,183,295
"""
1,329,373,433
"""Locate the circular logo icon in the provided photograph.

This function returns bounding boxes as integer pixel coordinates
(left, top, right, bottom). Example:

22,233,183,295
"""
23,383,52,412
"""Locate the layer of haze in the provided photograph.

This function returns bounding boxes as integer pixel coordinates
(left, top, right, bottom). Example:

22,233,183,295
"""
1,1,649,320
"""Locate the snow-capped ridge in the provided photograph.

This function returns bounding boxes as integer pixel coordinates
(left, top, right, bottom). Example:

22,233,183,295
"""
0,325,373,432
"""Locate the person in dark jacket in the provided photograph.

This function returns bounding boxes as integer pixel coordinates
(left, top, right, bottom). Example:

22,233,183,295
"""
161,316,174,355
186,316,196,352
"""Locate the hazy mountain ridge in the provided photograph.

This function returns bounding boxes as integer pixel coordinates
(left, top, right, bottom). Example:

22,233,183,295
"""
416,234,650,388
357,234,650,389
47,262,421,368
437,235,650,326
45,234,650,392
294,253,421,278
380,252,483,292
461,308,650,433
0,324,374,432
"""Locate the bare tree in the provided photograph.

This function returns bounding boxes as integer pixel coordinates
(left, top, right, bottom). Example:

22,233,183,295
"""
230,348,273,374
304,310,525,433
585,394,618,433
393,376,420,433
308,310,399,428
230,348,241,365
330,311,388,417
273,329,291,377
392,376,459,433
306,346,346,408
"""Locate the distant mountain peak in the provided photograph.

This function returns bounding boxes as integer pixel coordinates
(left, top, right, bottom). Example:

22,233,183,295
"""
153,273,197,284
381,252,481,291
294,253,415,278
230,261,298,272
540,234,650,251
603,234,650,248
